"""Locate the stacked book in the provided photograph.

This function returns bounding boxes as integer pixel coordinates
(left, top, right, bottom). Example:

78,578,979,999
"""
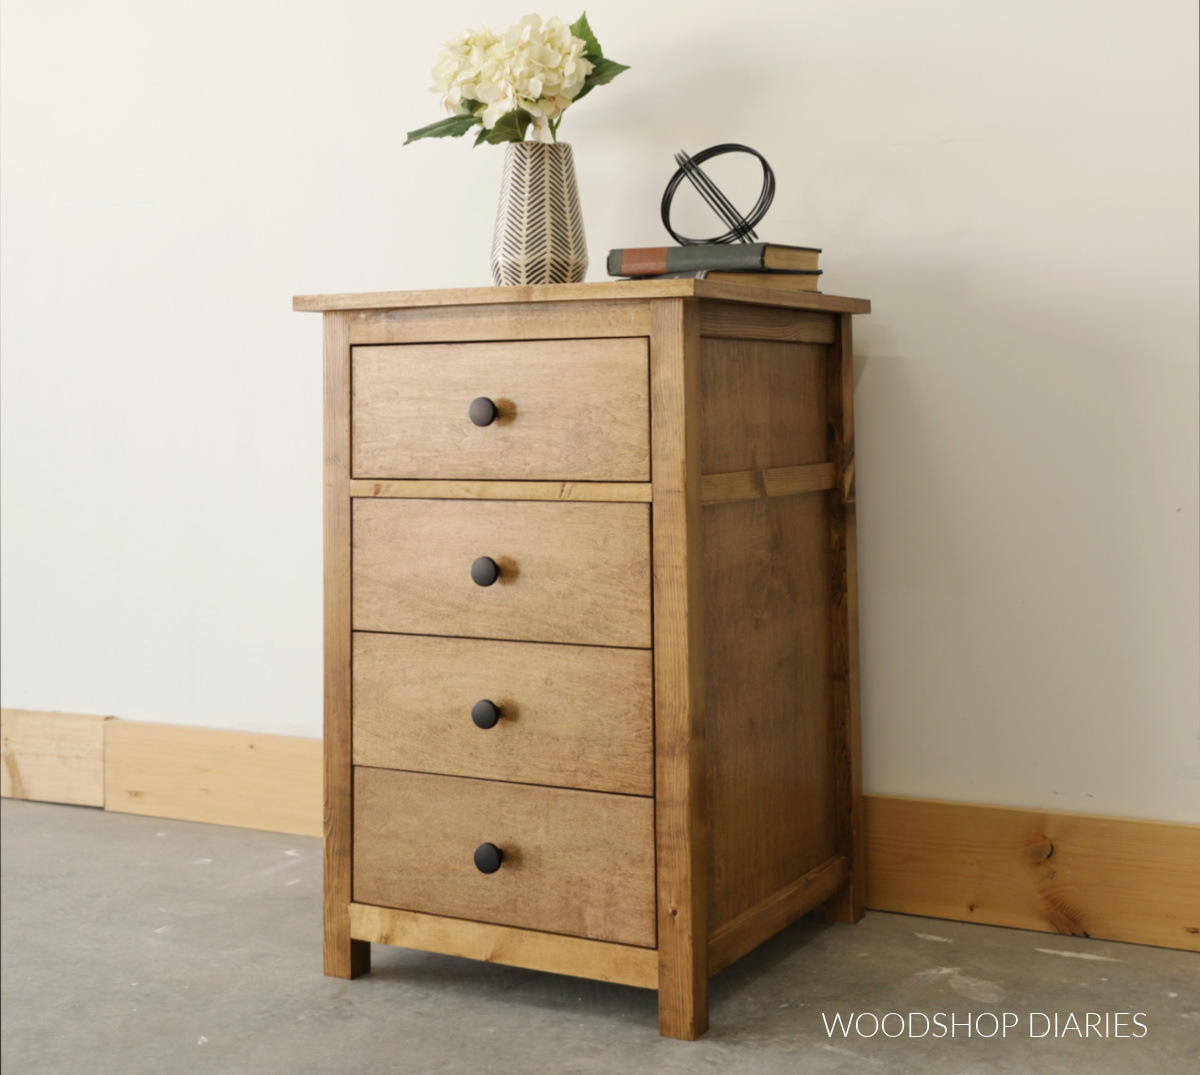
607,242,821,292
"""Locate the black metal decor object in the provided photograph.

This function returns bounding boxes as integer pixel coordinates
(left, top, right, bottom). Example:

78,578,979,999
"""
660,144,776,246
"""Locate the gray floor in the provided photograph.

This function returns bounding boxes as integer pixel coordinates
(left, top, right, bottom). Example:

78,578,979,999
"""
1,799,1195,1074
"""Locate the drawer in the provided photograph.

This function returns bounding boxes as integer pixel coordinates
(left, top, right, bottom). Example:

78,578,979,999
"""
353,767,657,947
351,339,649,480
352,499,652,648
353,633,653,796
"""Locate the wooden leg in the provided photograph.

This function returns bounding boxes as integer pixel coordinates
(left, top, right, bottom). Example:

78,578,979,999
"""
325,912,371,979
657,932,708,1040
826,496,864,925
655,738,709,1039
324,801,368,976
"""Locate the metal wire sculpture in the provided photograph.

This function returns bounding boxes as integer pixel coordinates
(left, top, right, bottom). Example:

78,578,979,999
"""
660,144,776,245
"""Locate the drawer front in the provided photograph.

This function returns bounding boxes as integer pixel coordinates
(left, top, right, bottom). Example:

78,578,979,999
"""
351,339,649,481
353,767,656,947
352,499,652,648
353,633,653,796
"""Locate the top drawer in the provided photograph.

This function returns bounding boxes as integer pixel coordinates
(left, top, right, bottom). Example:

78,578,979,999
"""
351,339,650,481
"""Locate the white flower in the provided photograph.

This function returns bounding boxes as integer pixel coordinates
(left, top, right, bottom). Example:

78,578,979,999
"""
428,13,595,134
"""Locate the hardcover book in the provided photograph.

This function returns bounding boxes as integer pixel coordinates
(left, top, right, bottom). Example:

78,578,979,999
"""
621,269,822,292
607,242,821,277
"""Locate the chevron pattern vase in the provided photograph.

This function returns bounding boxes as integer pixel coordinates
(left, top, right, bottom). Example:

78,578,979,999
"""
491,142,587,286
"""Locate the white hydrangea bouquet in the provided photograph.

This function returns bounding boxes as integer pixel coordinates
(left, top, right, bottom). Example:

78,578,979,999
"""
405,12,629,146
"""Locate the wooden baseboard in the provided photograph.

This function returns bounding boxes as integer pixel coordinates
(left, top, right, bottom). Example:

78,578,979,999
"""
104,719,322,837
865,795,1200,953
1,709,111,807
3,711,1197,952
1,709,322,835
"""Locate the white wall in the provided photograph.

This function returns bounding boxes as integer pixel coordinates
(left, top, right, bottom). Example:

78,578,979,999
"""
2,0,1196,822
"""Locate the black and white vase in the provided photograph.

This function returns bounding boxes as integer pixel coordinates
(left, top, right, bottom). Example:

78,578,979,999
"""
490,142,587,285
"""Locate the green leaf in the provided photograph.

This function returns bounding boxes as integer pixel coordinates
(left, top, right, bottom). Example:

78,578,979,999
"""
404,114,479,144
475,109,533,146
586,57,630,86
570,12,602,60
572,56,630,102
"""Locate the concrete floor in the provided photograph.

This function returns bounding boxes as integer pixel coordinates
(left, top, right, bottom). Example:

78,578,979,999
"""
1,799,1196,1074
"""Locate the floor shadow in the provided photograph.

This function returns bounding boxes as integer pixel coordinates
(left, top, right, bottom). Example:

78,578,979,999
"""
709,911,839,1004
365,943,660,1028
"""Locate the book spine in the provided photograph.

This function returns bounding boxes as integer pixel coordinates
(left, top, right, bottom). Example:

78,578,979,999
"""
608,244,777,276
665,244,767,272
615,270,822,281
608,247,670,276
622,270,711,279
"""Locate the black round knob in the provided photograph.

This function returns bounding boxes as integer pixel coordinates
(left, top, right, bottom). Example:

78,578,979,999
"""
474,842,504,874
471,699,502,729
469,397,498,427
471,556,500,587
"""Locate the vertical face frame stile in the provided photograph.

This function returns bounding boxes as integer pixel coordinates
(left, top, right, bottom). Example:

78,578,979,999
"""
649,298,709,1040
323,310,370,978
825,312,865,924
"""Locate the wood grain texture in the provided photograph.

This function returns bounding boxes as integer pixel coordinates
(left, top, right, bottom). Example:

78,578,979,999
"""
826,314,865,925
350,479,651,502
293,281,871,315
323,311,370,978
351,339,649,481
352,498,652,648
703,494,838,930
699,302,836,344
649,297,709,1040
1,709,109,807
707,856,848,976
350,903,658,989
866,796,1200,952
699,338,828,475
700,462,836,505
695,282,870,315
347,300,649,344
103,720,321,835
352,632,653,795
295,286,874,1022
353,767,656,947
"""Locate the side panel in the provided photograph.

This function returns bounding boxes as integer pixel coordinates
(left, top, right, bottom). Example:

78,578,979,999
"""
698,306,844,934
703,493,838,929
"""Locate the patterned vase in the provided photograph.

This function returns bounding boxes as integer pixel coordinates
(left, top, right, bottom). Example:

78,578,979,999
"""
491,142,587,285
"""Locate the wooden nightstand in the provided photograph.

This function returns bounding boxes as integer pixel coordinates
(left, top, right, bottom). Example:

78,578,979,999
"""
294,281,870,1040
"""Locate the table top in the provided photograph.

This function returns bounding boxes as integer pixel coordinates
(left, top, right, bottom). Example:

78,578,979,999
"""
293,280,871,315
